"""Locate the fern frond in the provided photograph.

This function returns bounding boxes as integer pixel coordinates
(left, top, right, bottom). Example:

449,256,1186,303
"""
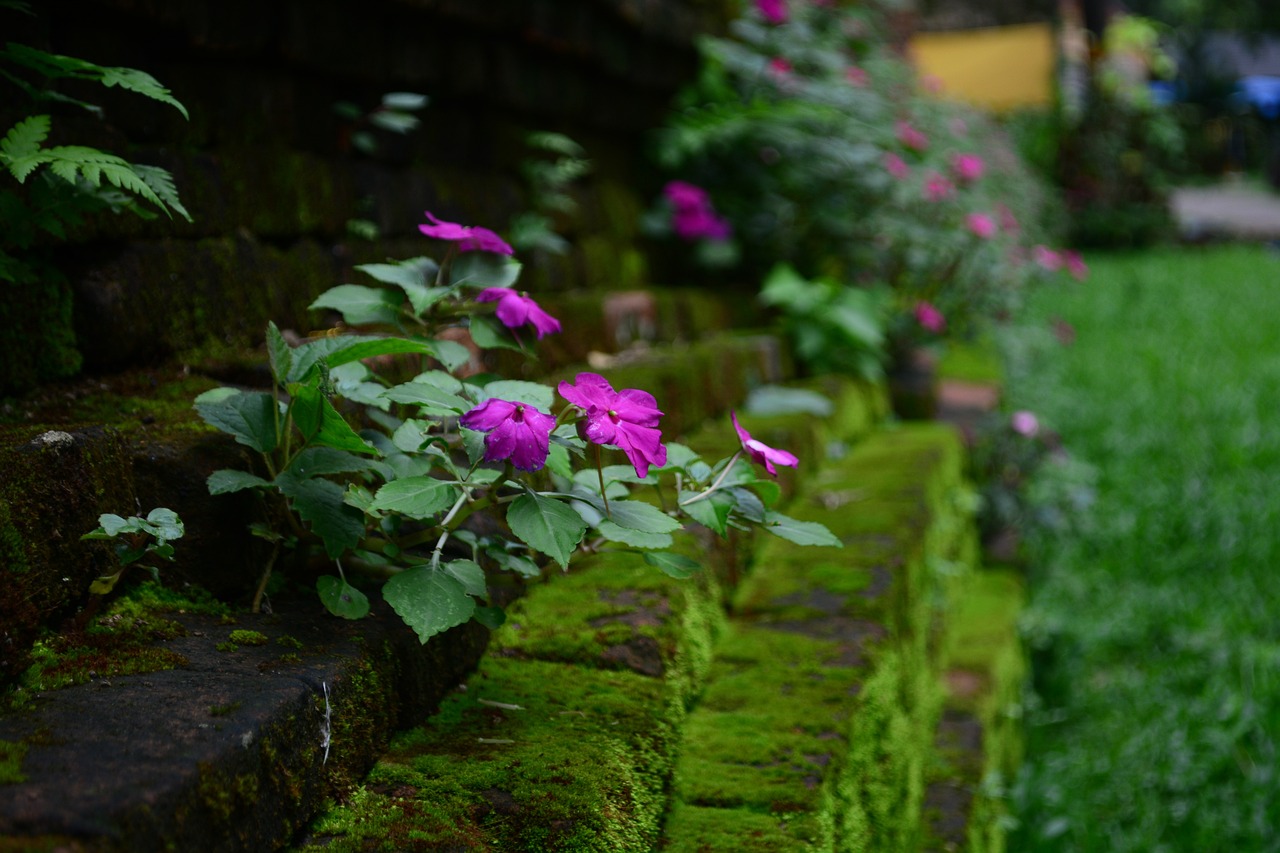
132,163,191,222
1,44,189,119
98,162,165,212
0,114,49,161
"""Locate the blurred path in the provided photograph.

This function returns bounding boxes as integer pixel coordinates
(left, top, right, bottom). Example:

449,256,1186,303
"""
1172,182,1280,240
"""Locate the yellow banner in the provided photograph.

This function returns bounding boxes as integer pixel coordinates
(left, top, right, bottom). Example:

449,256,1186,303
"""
909,23,1056,110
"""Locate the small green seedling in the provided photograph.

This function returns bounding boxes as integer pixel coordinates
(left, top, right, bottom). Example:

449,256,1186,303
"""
80,508,185,595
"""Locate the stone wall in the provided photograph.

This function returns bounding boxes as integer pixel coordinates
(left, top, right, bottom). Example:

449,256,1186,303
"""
1,0,733,393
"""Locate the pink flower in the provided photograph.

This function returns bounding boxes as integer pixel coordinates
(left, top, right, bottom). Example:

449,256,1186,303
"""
664,181,709,210
896,120,928,151
924,172,954,202
767,57,793,81
951,153,984,183
558,373,667,479
475,288,561,339
1034,245,1062,272
1063,250,1089,281
884,152,910,180
966,213,996,239
732,411,798,477
1011,410,1040,437
665,180,731,242
845,65,869,87
757,0,787,24
459,398,556,472
419,212,514,255
997,203,1020,235
914,301,946,334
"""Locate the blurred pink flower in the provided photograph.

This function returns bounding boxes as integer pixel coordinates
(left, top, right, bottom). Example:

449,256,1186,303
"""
884,152,910,180
663,181,709,210
664,180,732,242
419,212,513,255
459,398,555,472
767,57,793,81
966,212,996,239
1011,410,1040,437
914,301,946,334
757,0,787,24
951,153,984,183
732,411,799,477
845,65,869,86
997,203,1020,235
558,373,667,479
1034,245,1062,272
475,288,561,339
924,172,954,202
896,120,929,151
1063,250,1089,280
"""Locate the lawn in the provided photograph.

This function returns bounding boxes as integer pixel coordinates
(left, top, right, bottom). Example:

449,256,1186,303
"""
1004,245,1280,852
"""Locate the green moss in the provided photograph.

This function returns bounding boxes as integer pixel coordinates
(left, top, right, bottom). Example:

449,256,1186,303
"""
227,630,268,646
209,702,242,717
276,634,304,650
0,739,27,784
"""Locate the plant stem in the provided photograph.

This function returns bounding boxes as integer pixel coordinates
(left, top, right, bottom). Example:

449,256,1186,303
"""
679,451,743,506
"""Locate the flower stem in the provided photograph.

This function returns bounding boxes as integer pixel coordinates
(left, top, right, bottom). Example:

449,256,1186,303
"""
679,451,743,506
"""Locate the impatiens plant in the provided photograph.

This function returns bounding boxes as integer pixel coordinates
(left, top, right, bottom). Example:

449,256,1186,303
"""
195,212,840,643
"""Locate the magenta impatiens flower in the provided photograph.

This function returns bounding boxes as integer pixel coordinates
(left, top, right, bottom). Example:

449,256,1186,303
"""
951,153,985,183
663,180,732,242
1011,410,1040,437
845,65,869,87
966,212,996,239
884,152,910,180
1033,245,1062,272
459,398,555,472
558,372,667,479
915,301,946,334
757,0,787,24
896,120,928,152
924,172,955,202
732,411,798,477
1063,250,1089,281
419,212,514,255
475,288,561,339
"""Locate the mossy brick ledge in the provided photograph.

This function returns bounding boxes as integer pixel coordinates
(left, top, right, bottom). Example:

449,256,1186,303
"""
663,424,973,852
0,599,488,852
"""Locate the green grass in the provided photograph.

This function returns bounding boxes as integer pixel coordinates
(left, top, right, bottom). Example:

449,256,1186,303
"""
1004,245,1280,852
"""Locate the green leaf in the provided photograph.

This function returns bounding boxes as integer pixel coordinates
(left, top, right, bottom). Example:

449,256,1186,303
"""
507,493,586,568
644,551,702,579
443,559,487,598
141,507,183,540
679,489,734,536
265,322,293,386
381,382,470,414
207,469,271,495
194,389,278,453
473,606,506,630
317,575,370,620
656,443,701,472
310,285,402,326
763,511,844,547
451,253,521,289
479,379,554,410
277,476,366,558
288,335,438,382
489,549,541,578
383,566,476,644
284,446,380,478
595,520,673,549
370,477,455,520
381,91,428,111
745,385,834,417
604,500,682,534
0,115,50,167
431,339,472,372
468,315,525,352
131,163,191,221
291,388,378,455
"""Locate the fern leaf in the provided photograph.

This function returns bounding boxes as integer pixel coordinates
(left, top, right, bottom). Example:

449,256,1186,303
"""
46,158,79,183
80,162,100,186
132,163,191,222
5,153,48,183
98,67,189,120
99,162,165,211
1,114,50,161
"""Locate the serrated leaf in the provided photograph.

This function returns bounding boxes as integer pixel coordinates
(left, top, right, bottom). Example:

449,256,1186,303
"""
679,489,734,536
310,284,402,326
356,257,439,289
489,549,541,578
207,469,271,495
291,387,378,455
0,115,50,162
763,511,844,547
479,379,554,410
656,443,701,472
277,476,366,558
391,419,433,453
643,551,702,579
284,446,379,478
473,606,506,629
443,559,487,598
383,566,476,644
97,64,189,118
194,389,278,453
317,575,370,619
265,321,293,385
381,382,470,414
132,163,191,221
370,476,455,519
604,500,682,534
544,443,572,480
507,493,586,568
595,520,673,549
431,338,472,372
288,335,438,383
